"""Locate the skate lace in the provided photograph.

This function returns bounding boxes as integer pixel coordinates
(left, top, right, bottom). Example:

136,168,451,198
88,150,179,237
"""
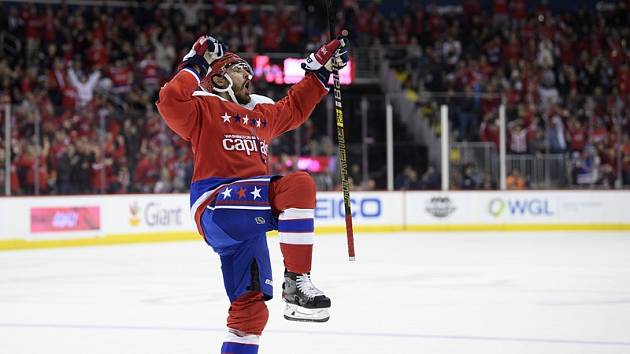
295,274,325,299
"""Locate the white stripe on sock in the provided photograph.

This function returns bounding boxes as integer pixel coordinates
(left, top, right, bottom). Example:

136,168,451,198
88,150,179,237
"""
224,331,260,345
279,208,314,220
279,232,314,245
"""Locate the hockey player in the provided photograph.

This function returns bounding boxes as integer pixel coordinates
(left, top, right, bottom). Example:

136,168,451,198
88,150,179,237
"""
156,34,348,354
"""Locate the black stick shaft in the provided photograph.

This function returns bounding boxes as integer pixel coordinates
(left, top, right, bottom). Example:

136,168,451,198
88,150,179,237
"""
326,0,355,261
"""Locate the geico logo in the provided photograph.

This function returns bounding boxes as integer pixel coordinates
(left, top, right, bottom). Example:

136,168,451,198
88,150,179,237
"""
315,198,381,219
222,138,259,156
145,202,183,226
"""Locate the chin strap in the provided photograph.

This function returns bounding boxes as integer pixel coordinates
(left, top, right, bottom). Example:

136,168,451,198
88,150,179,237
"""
212,74,239,103
211,72,254,104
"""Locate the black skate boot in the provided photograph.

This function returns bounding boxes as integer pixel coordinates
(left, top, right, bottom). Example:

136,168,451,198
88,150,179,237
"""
282,270,331,322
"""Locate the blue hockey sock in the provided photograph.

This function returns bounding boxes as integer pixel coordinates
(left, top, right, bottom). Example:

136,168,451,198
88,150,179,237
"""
221,341,258,354
221,331,259,354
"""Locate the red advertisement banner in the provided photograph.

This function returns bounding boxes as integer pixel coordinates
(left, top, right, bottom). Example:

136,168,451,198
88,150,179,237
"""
30,207,101,233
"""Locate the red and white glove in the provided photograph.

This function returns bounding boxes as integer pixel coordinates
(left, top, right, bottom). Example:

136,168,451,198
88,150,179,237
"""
302,35,349,84
178,35,227,81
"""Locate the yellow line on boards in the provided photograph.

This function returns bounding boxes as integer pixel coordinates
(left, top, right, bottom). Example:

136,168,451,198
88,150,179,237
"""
405,224,630,231
1,227,399,251
1,224,629,251
0,232,199,251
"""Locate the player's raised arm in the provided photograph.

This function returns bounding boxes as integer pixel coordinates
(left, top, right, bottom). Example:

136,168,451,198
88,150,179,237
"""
156,35,226,140
258,36,349,137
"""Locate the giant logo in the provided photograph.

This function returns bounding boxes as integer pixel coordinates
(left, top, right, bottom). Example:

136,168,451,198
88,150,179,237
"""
315,197,381,219
488,198,553,217
129,201,183,227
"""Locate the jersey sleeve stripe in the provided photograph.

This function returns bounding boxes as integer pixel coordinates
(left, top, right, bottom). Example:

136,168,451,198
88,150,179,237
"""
182,68,201,85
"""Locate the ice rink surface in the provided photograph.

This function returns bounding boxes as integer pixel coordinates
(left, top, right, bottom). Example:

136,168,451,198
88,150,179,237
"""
1,231,630,354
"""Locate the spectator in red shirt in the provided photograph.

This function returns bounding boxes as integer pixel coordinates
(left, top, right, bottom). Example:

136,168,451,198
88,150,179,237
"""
108,59,133,95
463,0,482,18
480,115,500,150
502,33,521,63
492,0,509,25
509,0,528,23
133,151,160,193
138,52,161,93
617,63,630,96
14,143,49,194
23,5,41,62
285,15,304,52
41,6,56,43
591,119,609,145
565,117,586,152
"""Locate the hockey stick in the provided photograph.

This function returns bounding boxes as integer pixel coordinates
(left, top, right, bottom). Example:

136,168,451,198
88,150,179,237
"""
325,0,356,261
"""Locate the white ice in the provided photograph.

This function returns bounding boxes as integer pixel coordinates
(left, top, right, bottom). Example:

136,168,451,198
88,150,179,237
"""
1,232,630,354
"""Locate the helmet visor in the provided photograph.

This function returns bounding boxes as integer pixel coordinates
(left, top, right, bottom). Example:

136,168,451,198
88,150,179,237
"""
227,61,253,76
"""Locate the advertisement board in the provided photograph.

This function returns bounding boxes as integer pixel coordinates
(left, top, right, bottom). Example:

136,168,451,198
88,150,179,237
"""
103,194,194,234
30,206,100,233
314,192,403,229
405,191,630,229
0,191,629,248
252,55,354,85
0,196,104,241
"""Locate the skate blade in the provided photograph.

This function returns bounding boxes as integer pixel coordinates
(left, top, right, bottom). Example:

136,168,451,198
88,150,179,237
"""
283,303,330,322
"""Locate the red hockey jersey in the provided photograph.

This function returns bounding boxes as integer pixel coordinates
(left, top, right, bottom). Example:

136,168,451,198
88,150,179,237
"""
156,70,327,232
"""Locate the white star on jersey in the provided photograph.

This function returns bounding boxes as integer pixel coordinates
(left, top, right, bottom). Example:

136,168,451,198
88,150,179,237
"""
221,187,232,199
242,115,249,125
250,186,262,200
255,119,261,128
221,113,231,123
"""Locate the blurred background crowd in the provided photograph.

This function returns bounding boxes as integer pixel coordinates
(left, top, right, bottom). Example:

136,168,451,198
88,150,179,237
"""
0,0,628,195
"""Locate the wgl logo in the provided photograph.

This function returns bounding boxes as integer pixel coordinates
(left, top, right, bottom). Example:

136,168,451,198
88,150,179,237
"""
488,198,553,217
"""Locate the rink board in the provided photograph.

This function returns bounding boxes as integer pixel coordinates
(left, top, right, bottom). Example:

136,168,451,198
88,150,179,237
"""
0,191,629,249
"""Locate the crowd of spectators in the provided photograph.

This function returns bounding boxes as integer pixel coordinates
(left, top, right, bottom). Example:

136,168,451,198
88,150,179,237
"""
0,0,325,195
388,0,630,188
1,1,629,195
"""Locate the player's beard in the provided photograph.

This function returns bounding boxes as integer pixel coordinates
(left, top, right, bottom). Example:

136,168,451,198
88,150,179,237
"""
235,80,252,105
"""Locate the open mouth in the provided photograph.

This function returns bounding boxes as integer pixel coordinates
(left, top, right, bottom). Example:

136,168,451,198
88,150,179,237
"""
243,81,251,93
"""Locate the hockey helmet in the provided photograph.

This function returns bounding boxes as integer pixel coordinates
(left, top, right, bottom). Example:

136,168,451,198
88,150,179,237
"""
200,52,253,97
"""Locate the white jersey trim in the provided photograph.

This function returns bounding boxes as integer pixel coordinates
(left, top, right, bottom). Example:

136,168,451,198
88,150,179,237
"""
191,177,272,219
190,187,220,222
192,90,227,100
242,94,274,110
181,68,201,85
192,91,274,109
234,177,272,183
207,205,272,211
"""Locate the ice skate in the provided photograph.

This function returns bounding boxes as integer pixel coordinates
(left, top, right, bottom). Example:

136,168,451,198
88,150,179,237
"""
282,270,331,322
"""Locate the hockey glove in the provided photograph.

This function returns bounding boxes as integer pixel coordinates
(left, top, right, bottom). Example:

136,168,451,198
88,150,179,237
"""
302,35,349,85
178,35,227,81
